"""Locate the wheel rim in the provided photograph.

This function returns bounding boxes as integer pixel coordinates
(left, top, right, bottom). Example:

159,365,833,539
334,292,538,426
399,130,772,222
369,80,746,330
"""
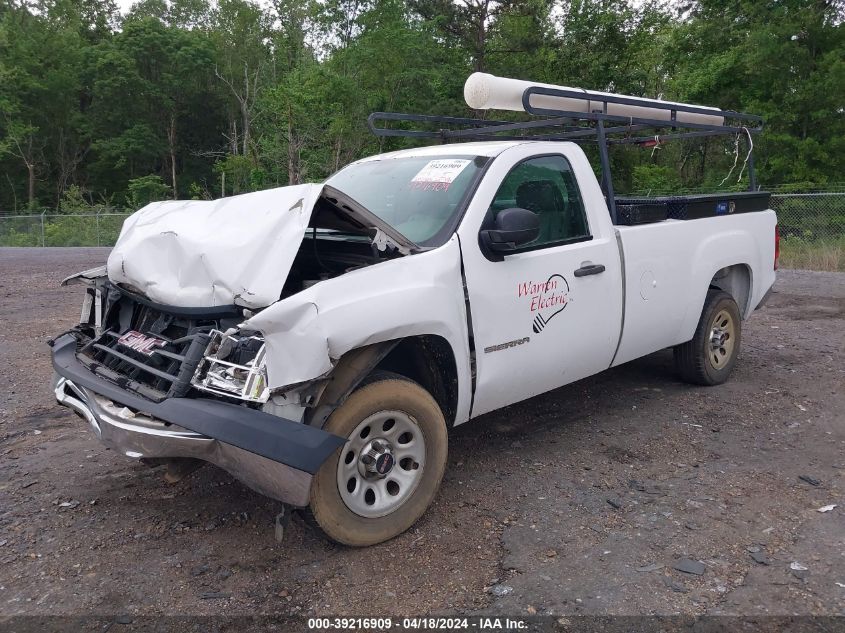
708,308,736,370
336,410,426,518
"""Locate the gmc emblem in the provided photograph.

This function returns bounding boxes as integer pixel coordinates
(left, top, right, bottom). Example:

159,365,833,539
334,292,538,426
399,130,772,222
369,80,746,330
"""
116,330,167,356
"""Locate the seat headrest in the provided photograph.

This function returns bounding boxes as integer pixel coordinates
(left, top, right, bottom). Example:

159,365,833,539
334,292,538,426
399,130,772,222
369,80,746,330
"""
516,180,564,213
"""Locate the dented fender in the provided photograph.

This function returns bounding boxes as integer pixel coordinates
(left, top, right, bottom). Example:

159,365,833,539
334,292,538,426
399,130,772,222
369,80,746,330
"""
242,236,474,425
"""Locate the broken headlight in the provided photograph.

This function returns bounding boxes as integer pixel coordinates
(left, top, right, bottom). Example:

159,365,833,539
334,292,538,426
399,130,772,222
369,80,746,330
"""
62,266,108,335
191,330,269,403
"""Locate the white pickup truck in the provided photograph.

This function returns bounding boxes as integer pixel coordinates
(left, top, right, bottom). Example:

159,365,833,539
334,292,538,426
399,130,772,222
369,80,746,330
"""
51,75,778,545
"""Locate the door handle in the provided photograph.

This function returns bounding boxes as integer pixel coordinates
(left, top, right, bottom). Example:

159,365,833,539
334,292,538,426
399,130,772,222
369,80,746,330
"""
574,263,606,277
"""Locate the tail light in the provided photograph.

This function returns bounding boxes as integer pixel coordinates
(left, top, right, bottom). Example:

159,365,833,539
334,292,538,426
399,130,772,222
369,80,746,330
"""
774,225,780,270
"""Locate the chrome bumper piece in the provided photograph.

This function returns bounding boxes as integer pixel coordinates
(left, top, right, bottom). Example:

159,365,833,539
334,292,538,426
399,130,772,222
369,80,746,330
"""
53,375,313,506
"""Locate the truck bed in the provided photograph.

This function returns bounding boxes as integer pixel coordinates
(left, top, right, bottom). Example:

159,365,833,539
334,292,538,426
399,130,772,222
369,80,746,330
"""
611,208,778,367
614,191,771,225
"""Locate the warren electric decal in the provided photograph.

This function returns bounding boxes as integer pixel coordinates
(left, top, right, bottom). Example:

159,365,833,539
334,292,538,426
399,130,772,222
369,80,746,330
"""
517,274,571,333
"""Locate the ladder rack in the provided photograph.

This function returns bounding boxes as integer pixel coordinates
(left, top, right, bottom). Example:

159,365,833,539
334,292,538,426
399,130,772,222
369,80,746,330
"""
367,84,764,224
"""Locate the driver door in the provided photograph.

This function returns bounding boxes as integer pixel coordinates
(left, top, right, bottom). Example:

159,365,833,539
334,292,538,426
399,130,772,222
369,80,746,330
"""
459,150,623,417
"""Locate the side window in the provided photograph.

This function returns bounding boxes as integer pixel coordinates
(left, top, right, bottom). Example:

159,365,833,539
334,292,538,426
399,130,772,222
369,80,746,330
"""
489,155,590,248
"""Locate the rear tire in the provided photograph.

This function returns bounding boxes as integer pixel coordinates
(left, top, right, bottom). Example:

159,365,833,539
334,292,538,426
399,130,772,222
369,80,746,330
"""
307,373,448,546
674,289,742,386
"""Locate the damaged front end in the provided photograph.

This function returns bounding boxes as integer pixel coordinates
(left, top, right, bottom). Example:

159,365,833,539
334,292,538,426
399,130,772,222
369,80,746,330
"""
51,180,429,507
51,271,345,507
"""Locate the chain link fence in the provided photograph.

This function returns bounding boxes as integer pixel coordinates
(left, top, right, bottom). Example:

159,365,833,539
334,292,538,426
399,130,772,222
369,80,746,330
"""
0,212,132,247
770,193,845,271
1,191,843,270
770,193,845,240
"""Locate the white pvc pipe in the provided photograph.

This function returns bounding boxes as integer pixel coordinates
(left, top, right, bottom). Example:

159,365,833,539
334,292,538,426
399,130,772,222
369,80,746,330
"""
464,72,725,126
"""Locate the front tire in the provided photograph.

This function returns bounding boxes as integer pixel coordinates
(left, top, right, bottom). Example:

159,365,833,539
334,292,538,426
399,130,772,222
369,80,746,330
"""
674,289,742,386
308,374,448,546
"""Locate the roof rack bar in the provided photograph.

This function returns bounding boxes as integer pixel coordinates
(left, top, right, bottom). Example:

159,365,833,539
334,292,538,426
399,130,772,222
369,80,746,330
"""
368,112,516,127
369,113,672,142
595,118,617,224
366,79,764,181
522,86,763,127
519,104,761,135
444,133,594,143
459,121,657,140
368,112,597,140
368,111,760,142
364,74,765,213
610,130,741,145
560,123,653,139
368,112,520,139
442,115,584,138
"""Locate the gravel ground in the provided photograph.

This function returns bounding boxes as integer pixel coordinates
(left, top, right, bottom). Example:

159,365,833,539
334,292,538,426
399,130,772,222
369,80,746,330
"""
0,248,843,620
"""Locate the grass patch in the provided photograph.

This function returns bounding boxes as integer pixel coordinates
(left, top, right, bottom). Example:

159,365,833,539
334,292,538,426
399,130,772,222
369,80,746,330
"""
780,236,845,272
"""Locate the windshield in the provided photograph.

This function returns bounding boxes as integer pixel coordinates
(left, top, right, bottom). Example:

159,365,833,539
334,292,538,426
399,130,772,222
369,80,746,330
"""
326,155,488,245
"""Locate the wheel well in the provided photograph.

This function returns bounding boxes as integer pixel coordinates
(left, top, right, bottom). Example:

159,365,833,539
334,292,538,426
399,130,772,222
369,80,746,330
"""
709,264,752,318
305,335,460,429
373,335,459,426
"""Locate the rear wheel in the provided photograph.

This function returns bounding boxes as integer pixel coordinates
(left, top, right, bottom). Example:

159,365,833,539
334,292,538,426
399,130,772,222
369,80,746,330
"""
674,289,742,386
307,373,448,546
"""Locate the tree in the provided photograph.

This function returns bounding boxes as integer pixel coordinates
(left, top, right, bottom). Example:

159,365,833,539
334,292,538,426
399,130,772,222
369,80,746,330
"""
86,16,222,199
0,0,842,212
664,0,845,185
0,0,89,208
210,0,273,160
126,174,172,208
410,0,547,73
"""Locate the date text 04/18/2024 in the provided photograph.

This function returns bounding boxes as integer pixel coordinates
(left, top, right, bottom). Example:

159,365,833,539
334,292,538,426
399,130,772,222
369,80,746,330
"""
306,617,529,630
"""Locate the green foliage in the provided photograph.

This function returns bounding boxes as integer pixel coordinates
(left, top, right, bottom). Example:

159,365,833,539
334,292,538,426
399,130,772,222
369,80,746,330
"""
0,0,843,212
0,216,43,246
664,0,845,186
188,181,211,200
775,195,845,241
126,174,172,208
214,154,264,194
630,164,682,194
59,185,95,213
0,210,130,247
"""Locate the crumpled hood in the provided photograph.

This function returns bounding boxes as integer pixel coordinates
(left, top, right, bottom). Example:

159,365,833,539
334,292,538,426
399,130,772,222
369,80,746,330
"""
107,185,323,309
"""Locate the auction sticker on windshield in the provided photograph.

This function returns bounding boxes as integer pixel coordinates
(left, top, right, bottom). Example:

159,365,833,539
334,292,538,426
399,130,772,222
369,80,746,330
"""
410,159,471,191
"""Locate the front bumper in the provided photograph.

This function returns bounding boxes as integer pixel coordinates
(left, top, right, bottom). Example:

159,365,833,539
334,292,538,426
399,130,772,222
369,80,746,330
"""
50,333,345,506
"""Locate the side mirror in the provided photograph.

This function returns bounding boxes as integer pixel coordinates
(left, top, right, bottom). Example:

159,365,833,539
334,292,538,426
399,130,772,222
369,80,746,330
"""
479,207,540,258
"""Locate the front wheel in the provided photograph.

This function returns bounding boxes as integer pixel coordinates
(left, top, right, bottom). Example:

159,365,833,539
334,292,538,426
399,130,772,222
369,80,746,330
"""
307,373,448,546
674,289,742,386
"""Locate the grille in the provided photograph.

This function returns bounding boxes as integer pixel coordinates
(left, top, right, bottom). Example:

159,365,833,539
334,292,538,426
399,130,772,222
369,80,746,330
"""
78,298,217,402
